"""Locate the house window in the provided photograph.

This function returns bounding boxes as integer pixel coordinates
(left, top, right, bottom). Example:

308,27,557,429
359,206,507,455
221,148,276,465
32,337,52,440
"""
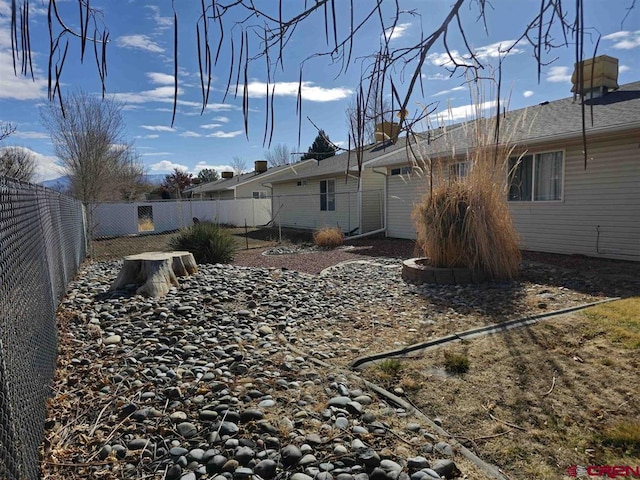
508,151,563,201
320,179,336,211
449,162,468,180
252,191,267,199
296,180,307,187
390,166,412,176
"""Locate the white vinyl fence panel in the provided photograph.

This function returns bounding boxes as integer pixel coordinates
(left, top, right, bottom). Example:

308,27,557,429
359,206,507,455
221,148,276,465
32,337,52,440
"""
91,198,271,238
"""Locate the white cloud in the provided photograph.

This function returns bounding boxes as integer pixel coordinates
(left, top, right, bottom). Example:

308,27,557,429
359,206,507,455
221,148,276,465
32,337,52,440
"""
0,51,48,100
213,116,230,123
199,103,238,113
422,73,452,81
435,100,497,122
146,5,173,29
619,65,631,73
206,130,243,138
146,72,175,85
201,123,222,129
135,134,160,139
12,130,49,139
602,30,640,49
432,86,465,97
1,146,64,182
546,66,572,83
427,51,466,67
180,131,202,138
384,23,411,41
141,152,172,156
116,35,164,53
33,152,64,182
523,90,534,98
474,40,523,59
141,125,175,132
192,162,235,173
427,40,523,68
243,81,352,102
150,160,189,172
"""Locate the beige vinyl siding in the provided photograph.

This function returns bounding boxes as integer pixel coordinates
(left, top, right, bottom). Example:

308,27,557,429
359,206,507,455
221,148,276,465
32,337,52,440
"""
204,190,234,200
272,176,360,232
360,169,385,233
386,171,429,239
233,181,270,199
509,138,640,260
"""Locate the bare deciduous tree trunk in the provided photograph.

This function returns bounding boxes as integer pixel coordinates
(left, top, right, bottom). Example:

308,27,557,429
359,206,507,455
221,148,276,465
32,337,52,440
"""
40,90,144,203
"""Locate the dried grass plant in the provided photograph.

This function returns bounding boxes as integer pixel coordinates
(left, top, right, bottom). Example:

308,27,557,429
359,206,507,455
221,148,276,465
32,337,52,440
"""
411,82,527,280
313,227,345,249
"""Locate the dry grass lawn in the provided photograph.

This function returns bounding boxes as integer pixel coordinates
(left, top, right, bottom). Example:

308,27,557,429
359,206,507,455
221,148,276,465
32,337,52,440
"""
89,228,274,261
363,297,640,480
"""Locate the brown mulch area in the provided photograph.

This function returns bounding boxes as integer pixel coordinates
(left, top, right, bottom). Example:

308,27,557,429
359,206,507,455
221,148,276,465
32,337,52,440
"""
232,238,419,274
233,237,639,279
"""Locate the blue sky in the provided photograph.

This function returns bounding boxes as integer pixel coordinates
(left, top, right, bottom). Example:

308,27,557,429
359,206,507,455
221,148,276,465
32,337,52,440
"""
0,0,638,183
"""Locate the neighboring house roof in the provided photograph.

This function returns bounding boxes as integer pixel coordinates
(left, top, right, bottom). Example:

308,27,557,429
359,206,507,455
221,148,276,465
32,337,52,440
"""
266,140,408,184
188,161,314,195
368,80,640,168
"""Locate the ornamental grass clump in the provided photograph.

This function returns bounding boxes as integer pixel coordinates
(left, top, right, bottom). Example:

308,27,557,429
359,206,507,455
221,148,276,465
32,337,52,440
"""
313,227,344,249
411,85,524,280
169,221,236,264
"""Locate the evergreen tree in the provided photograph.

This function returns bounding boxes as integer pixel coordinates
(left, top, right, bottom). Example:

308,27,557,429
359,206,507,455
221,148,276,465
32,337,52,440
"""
301,130,336,161
197,168,219,183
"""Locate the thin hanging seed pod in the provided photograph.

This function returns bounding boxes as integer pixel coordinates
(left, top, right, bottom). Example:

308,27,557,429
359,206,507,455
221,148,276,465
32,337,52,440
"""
11,0,18,74
222,33,234,103
330,0,338,51
278,0,284,69
243,31,249,140
25,0,34,80
171,4,178,127
197,23,205,107
234,28,244,98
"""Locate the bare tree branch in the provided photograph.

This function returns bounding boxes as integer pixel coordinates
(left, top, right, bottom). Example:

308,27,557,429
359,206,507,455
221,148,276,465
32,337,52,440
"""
0,146,37,182
10,0,635,171
40,90,144,202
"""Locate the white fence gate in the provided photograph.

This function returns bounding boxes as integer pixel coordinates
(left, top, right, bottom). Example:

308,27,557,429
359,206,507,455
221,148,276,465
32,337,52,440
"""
90,198,271,238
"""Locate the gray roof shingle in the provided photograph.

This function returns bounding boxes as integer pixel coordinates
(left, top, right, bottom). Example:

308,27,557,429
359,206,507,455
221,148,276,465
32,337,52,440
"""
367,80,640,168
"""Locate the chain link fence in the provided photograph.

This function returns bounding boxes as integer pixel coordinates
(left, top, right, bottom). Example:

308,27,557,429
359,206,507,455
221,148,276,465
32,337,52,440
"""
0,177,86,480
88,197,272,261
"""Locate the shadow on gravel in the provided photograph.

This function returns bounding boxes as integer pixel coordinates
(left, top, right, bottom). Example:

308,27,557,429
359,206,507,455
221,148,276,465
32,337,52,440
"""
208,226,639,301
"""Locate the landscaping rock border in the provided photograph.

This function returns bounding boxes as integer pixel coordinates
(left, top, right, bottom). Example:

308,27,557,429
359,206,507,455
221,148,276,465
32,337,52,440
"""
401,258,488,285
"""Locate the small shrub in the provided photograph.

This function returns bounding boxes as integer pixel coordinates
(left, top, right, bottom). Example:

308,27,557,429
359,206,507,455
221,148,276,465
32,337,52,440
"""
600,421,640,453
169,221,236,264
376,358,404,377
313,227,344,249
443,350,470,374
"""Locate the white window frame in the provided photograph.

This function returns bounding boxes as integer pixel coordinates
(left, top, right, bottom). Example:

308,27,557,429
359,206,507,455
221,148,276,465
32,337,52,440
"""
252,191,268,199
320,179,336,211
449,161,469,180
508,150,565,202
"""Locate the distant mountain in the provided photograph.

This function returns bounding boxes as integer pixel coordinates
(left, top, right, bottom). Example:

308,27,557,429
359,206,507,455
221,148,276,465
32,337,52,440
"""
144,174,167,185
40,173,167,190
41,175,71,190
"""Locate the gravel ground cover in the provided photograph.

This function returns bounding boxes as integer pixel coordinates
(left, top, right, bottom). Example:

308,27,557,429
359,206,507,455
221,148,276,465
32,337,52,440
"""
41,240,640,479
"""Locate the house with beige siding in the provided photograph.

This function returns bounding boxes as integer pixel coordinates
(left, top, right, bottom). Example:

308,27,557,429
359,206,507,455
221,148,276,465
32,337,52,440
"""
366,78,640,261
188,161,313,200
263,145,405,235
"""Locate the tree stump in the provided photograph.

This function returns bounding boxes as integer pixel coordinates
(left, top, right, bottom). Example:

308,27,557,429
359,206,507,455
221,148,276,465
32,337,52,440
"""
110,251,197,297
